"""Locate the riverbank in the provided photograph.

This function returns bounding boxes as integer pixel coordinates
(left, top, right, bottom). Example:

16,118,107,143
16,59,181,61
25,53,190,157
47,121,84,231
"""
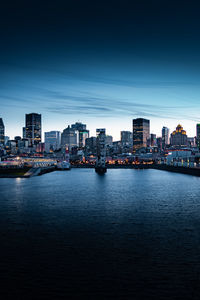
153,164,200,177
0,166,56,178
1,163,200,178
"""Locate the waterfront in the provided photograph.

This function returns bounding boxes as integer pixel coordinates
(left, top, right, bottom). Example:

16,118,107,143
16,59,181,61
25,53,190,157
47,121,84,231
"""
1,169,200,299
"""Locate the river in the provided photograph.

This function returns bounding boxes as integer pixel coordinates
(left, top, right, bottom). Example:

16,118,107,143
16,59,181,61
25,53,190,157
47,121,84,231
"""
0,169,200,299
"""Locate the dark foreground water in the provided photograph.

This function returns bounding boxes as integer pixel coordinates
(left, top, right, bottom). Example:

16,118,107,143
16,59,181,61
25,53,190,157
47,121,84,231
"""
1,169,200,299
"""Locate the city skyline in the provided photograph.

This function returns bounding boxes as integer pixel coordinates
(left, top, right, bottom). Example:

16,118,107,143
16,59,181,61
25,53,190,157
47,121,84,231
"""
1,1,200,140
0,113,199,142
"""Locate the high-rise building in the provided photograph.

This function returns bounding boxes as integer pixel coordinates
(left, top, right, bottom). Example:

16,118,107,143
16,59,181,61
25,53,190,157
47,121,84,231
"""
25,113,41,146
162,127,169,149
170,124,188,147
22,127,26,139
45,131,61,152
196,124,200,149
0,118,5,146
132,118,150,151
121,131,132,145
71,122,89,147
61,126,78,150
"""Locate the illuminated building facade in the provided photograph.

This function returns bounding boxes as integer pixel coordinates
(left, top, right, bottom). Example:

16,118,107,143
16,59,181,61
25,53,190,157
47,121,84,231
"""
0,118,5,146
133,118,150,151
25,113,41,146
170,124,188,147
36,142,45,153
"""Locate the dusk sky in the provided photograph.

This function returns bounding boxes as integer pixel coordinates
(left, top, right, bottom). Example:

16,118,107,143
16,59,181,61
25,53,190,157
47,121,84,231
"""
1,1,200,140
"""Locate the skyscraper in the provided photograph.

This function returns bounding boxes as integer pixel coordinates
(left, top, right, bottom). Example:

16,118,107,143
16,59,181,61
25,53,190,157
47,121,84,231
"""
162,127,169,149
61,126,78,150
25,113,41,146
71,122,89,147
196,124,200,149
0,118,5,146
170,124,187,147
22,127,26,139
132,118,150,151
45,131,61,152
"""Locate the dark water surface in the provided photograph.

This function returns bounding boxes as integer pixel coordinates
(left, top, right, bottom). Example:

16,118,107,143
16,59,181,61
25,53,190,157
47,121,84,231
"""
1,169,200,299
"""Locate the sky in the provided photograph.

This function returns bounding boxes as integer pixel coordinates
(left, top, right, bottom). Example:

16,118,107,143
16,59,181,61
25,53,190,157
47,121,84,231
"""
1,0,200,140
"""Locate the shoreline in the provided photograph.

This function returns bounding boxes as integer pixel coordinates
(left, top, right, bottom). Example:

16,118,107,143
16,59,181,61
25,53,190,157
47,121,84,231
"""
1,164,200,177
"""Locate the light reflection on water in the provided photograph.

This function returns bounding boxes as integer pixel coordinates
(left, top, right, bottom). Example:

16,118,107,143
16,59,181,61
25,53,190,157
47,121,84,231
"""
0,169,200,299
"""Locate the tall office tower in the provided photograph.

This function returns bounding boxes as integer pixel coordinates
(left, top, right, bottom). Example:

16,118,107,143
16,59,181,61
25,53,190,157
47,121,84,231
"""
25,113,41,146
45,131,61,152
22,127,26,139
132,118,150,151
71,122,89,147
196,124,200,149
121,131,133,145
61,126,78,150
0,118,5,146
162,126,169,149
170,124,188,147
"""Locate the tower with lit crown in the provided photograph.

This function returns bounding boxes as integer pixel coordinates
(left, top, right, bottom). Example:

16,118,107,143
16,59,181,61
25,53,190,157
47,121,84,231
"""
170,124,187,147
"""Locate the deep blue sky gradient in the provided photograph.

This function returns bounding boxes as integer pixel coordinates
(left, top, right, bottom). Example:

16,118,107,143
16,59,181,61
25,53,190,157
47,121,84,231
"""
1,1,200,139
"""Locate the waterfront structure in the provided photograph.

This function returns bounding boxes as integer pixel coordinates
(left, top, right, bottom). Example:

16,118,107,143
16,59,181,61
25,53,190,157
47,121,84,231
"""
45,131,61,152
71,122,89,147
0,118,5,146
25,113,41,146
170,124,188,147
61,126,78,150
133,118,150,151
196,124,200,149
162,127,169,149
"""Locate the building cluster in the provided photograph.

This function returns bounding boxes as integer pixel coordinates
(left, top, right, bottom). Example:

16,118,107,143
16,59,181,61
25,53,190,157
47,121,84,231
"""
0,114,200,163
